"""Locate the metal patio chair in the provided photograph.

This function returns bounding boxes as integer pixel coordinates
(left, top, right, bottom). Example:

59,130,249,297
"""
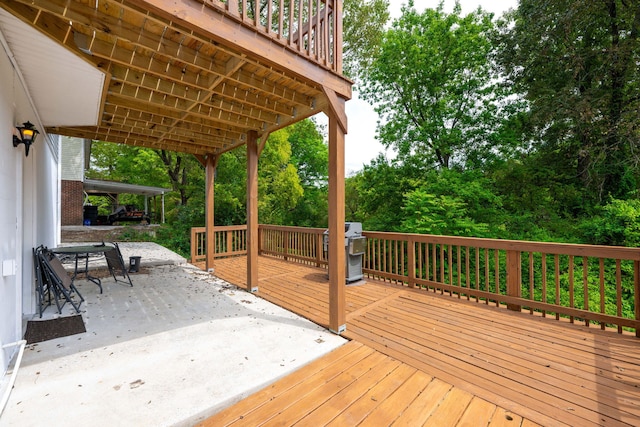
104,242,133,287
33,246,53,318
38,247,84,314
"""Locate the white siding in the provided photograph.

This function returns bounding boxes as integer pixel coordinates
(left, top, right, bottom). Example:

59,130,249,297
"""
0,32,59,377
60,137,85,181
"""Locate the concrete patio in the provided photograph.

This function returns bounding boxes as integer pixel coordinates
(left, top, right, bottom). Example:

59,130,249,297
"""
1,243,346,426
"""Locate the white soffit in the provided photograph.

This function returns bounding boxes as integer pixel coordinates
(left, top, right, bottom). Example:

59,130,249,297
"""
0,9,104,127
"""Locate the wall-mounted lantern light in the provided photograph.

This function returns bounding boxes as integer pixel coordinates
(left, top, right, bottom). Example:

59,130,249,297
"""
13,121,39,157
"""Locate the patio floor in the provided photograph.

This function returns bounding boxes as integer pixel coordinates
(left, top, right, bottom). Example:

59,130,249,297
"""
1,244,346,426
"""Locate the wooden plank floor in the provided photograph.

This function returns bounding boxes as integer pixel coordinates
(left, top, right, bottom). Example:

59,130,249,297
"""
202,256,640,426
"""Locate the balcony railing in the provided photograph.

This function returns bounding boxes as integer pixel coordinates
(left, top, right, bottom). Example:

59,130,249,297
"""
191,224,640,336
210,0,343,73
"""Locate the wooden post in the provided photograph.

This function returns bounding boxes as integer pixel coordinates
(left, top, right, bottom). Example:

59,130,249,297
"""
205,154,219,272
326,94,347,334
316,231,323,267
408,238,416,288
506,250,522,311
247,131,259,292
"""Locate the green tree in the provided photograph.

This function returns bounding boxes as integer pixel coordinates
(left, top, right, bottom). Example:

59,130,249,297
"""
343,0,390,80
155,150,204,207
215,149,247,225
495,0,640,201
582,198,640,247
350,155,419,232
401,191,489,237
259,128,304,224
361,1,511,169
283,119,330,227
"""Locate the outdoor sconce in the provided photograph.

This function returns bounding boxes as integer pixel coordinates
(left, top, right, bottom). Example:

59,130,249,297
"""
13,121,39,157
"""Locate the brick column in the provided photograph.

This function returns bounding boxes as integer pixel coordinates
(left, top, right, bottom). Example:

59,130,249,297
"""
61,180,84,225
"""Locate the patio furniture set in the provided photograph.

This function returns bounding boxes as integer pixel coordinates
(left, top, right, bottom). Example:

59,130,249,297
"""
33,242,133,317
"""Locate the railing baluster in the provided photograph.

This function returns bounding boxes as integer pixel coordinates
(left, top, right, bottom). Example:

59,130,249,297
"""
528,252,534,314
440,244,445,294
555,254,560,320
583,257,589,327
569,255,574,323
484,249,490,304
475,247,480,302
297,0,303,52
267,0,273,33
600,258,605,330
616,259,622,333
448,244,454,296
494,249,500,306
542,253,547,317
465,247,470,300
408,238,416,288
456,246,461,298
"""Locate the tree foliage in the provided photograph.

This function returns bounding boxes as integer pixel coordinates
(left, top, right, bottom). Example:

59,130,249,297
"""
495,0,640,201
361,0,515,169
343,0,390,80
156,151,204,207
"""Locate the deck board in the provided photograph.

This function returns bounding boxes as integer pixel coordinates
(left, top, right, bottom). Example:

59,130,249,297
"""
201,255,640,426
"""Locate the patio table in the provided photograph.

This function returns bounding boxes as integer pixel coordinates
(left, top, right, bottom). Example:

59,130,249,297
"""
51,244,114,293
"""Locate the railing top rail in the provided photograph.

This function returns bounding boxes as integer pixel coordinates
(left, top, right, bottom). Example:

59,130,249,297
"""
260,224,326,233
192,225,247,231
363,230,640,260
193,224,640,260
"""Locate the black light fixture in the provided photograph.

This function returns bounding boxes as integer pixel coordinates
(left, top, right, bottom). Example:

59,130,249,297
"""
13,121,39,156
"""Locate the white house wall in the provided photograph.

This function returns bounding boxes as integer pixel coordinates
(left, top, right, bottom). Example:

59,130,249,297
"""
0,33,58,376
61,136,84,181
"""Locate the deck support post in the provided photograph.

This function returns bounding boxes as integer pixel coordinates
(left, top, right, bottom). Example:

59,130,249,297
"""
247,130,260,293
325,88,347,334
205,154,219,273
506,250,522,311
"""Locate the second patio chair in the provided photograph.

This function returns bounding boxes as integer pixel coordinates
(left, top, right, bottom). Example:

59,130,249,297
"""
104,242,133,287
38,247,84,314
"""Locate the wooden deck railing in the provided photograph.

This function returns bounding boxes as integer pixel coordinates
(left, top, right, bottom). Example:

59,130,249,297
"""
210,0,343,73
260,224,327,266
190,225,248,264
191,224,640,336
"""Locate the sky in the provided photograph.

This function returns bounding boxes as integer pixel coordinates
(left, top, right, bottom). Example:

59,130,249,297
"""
340,0,519,175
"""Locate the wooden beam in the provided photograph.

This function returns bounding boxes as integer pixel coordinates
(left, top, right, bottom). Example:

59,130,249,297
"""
205,154,220,272
323,86,348,134
247,130,259,293
257,133,269,157
327,96,346,334
194,154,206,167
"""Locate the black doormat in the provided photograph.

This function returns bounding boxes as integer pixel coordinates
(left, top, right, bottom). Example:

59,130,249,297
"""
24,315,86,344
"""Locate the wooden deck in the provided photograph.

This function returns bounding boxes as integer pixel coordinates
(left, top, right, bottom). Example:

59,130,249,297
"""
200,255,640,426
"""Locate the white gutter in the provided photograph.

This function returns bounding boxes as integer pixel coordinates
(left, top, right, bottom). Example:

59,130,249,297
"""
0,340,27,417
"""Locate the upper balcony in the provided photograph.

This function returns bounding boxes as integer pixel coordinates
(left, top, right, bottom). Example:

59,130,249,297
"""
0,0,351,156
